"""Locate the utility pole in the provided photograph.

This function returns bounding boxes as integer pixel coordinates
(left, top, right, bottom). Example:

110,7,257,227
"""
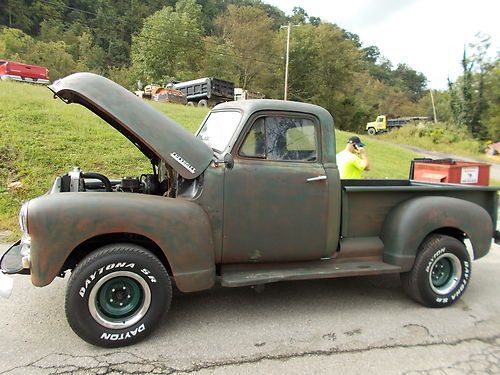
280,23,300,100
284,23,291,101
430,89,438,123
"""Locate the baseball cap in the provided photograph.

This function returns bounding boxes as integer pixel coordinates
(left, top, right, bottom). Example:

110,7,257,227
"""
347,136,365,147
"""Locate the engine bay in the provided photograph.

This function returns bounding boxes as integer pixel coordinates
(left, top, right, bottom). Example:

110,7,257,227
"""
49,162,201,198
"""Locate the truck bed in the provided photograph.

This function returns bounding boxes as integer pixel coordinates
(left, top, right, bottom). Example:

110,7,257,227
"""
340,179,498,238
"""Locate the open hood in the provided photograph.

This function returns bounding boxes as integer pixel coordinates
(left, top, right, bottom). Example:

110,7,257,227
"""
49,72,213,179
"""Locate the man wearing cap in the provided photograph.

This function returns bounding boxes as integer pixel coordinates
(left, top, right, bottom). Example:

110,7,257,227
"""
336,136,370,179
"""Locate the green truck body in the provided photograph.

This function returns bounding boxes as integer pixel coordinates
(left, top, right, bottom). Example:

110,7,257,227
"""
1,73,498,347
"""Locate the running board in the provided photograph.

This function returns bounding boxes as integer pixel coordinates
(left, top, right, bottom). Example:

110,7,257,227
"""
221,259,401,287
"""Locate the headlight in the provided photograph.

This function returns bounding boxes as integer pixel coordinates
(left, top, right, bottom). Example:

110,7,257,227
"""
18,202,29,233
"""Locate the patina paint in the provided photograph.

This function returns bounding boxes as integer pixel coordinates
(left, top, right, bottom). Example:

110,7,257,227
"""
381,196,494,271
27,193,215,292
49,73,213,179
341,181,497,238
192,166,225,263
12,83,500,292
223,158,329,262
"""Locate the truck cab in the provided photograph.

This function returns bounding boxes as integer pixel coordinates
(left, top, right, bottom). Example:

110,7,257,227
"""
196,100,341,264
366,115,387,135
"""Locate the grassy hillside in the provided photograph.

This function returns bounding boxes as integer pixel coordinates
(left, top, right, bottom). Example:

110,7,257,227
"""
0,81,418,239
376,122,487,159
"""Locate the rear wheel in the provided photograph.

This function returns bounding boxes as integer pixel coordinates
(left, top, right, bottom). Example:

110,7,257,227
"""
401,234,470,307
198,99,208,108
65,244,171,347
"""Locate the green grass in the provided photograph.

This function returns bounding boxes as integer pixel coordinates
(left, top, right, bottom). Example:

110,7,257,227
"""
0,81,209,239
335,131,418,179
376,122,486,159
0,81,422,239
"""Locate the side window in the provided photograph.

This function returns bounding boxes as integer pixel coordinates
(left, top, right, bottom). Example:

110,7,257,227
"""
239,116,317,161
240,118,265,158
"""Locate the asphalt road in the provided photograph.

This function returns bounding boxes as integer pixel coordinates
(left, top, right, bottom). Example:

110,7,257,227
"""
0,242,499,375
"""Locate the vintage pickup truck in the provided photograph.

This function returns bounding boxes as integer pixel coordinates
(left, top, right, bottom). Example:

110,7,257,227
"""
1,73,499,347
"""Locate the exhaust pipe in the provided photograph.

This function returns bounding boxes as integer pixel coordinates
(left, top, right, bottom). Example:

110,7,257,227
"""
0,273,13,299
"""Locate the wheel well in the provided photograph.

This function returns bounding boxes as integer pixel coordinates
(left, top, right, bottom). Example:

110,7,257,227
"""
429,227,467,243
60,233,173,276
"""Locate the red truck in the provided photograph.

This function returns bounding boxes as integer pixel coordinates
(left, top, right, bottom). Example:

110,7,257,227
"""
0,60,50,84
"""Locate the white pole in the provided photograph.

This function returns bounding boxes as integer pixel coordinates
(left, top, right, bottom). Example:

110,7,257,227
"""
284,23,291,101
430,89,438,123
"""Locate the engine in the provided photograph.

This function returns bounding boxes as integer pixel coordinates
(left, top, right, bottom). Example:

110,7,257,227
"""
50,167,169,195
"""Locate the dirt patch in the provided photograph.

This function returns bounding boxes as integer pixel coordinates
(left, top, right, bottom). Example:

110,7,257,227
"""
0,230,14,243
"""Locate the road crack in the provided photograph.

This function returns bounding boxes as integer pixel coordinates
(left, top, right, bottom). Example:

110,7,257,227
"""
1,335,499,374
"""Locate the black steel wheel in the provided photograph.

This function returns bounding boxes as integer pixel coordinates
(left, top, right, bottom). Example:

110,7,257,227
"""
65,243,171,347
401,234,470,307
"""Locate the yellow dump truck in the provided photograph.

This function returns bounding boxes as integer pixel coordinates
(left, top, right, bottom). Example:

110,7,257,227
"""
366,115,432,135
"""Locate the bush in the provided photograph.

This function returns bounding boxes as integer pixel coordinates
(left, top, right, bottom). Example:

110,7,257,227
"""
378,122,485,156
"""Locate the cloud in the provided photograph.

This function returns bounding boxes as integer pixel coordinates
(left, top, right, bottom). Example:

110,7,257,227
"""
347,0,419,28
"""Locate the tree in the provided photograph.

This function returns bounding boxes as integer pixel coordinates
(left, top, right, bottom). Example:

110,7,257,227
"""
1,0,34,33
449,35,492,139
284,25,320,101
481,60,500,140
131,0,205,83
26,40,79,80
393,63,427,102
308,16,321,26
342,30,361,48
0,27,34,60
214,4,276,89
0,27,79,80
362,45,380,63
290,7,308,24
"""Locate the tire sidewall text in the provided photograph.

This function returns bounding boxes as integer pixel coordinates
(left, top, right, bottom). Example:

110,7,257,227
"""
66,245,170,347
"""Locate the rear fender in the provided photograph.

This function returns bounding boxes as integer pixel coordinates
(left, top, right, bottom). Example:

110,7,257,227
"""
27,193,215,292
381,196,493,271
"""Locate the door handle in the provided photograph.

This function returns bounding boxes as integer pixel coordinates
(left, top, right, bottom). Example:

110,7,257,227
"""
306,175,327,182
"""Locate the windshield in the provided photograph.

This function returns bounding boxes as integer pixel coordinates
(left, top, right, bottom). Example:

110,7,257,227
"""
197,111,242,152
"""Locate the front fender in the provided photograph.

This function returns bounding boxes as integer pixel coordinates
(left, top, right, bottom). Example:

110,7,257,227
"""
381,196,493,271
27,193,215,292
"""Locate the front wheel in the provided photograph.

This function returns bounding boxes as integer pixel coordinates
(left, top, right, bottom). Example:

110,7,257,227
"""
401,234,471,307
367,127,376,136
65,244,171,347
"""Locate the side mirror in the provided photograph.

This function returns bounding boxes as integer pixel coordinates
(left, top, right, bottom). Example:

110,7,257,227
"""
223,153,234,169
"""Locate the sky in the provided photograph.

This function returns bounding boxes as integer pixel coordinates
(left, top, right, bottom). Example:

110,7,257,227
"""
263,0,499,89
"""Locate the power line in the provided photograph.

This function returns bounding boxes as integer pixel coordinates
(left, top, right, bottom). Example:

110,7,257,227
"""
39,0,110,19
140,34,283,67
37,0,286,64
51,20,282,67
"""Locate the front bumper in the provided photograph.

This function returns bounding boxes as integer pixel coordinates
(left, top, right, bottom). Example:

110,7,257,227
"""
494,230,500,245
0,240,30,299
1,240,30,275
